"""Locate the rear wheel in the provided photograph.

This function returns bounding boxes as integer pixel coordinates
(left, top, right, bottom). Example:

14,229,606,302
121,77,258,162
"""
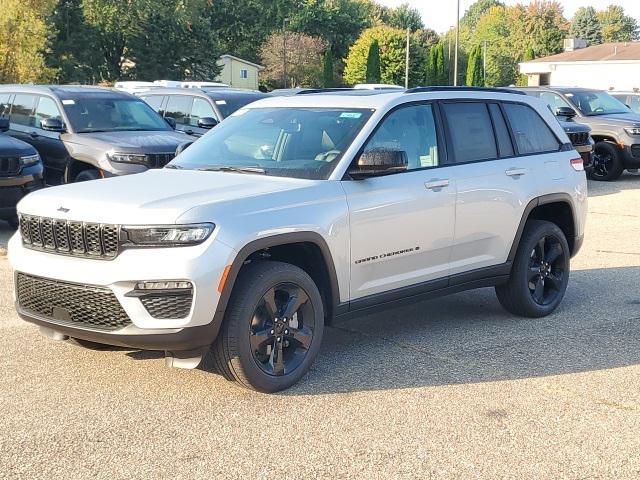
212,261,324,392
589,141,624,181
74,168,101,182
496,220,570,318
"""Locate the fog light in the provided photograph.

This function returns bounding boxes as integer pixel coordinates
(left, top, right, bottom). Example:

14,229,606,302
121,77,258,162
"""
135,281,193,290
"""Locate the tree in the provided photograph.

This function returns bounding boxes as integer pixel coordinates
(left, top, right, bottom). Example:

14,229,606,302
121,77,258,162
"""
322,48,334,87
0,0,56,83
569,7,602,45
365,40,381,83
385,3,424,32
343,25,427,87
598,5,639,42
260,31,327,88
461,0,504,31
510,1,568,59
466,44,483,86
426,42,446,85
474,5,519,86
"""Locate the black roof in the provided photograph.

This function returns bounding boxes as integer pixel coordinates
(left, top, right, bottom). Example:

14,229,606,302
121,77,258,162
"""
0,84,135,100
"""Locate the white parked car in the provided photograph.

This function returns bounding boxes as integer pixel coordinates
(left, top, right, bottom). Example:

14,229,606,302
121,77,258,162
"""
9,87,587,392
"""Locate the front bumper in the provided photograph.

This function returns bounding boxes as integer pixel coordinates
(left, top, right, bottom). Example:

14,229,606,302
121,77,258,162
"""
8,233,237,349
621,143,640,168
0,171,44,219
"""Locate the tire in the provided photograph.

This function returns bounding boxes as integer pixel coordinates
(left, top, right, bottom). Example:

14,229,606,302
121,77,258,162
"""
212,261,324,392
589,141,624,181
74,169,101,182
496,220,570,318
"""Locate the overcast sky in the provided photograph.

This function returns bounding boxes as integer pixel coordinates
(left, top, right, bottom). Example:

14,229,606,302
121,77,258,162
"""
378,0,640,33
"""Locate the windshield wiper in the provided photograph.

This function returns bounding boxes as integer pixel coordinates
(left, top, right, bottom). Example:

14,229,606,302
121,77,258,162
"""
196,166,266,175
165,164,183,169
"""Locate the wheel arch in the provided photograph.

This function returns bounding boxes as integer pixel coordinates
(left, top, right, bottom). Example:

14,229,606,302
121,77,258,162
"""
591,134,620,146
216,233,342,325
508,193,579,261
65,159,101,183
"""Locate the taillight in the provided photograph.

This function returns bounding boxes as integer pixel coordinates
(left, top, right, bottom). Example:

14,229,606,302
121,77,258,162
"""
570,157,584,171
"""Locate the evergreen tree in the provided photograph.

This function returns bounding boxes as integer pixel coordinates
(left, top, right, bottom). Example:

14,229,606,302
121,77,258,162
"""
427,42,446,85
365,40,381,83
466,45,484,86
322,48,334,87
570,7,602,45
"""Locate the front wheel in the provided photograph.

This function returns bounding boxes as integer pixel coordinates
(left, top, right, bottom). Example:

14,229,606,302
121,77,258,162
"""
212,261,324,392
589,141,624,181
496,220,570,318
74,168,101,182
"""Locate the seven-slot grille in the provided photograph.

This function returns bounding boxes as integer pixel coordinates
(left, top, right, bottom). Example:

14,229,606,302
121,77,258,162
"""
0,156,20,176
568,132,590,146
19,215,119,259
16,273,132,331
147,153,175,168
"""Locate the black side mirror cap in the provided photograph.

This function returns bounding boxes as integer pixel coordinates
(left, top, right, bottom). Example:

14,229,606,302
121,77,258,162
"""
0,117,8,133
175,141,194,156
555,106,577,118
348,149,408,180
165,117,177,129
197,117,218,129
40,118,65,132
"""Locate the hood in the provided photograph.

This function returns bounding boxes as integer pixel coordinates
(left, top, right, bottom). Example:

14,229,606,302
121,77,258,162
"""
558,119,591,134
62,130,191,153
17,169,317,224
0,134,38,156
583,112,640,127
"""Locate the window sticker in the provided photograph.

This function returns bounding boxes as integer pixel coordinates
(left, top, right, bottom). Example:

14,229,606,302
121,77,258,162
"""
340,112,362,119
215,100,227,105
61,99,75,105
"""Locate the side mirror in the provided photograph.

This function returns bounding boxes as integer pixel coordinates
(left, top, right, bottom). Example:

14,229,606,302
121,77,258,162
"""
175,141,194,156
165,117,177,129
555,106,577,118
348,149,408,180
40,118,65,132
0,117,8,133
197,117,218,129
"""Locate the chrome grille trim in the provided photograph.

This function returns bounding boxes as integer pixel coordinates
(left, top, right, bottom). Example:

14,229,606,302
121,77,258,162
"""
19,215,121,260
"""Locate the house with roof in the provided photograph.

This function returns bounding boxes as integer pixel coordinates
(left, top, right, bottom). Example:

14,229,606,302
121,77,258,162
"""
519,40,640,91
216,55,265,91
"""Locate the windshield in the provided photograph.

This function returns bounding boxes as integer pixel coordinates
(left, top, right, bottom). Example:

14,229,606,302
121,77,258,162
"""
565,90,630,116
170,107,373,180
63,96,170,133
212,95,267,118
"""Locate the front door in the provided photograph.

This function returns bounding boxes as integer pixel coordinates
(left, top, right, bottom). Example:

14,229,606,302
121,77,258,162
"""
31,96,69,185
342,103,456,302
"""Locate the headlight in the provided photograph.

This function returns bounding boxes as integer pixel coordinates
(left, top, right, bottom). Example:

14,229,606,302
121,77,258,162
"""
20,153,40,167
122,223,214,246
107,152,148,165
624,127,640,136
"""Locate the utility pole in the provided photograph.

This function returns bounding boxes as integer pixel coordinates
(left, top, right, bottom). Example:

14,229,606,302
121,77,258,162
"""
454,0,460,86
483,40,487,87
448,27,453,85
405,27,410,89
283,18,289,88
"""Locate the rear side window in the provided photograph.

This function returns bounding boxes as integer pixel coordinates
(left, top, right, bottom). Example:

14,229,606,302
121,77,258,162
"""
10,94,37,126
442,102,497,163
164,95,193,125
488,103,514,157
142,95,165,114
503,103,561,155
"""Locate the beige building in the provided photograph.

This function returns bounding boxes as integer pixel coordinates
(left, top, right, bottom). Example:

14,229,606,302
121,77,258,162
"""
216,55,264,90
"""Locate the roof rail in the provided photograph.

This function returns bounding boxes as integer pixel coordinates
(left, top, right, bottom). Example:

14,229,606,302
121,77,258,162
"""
405,86,526,96
295,88,359,95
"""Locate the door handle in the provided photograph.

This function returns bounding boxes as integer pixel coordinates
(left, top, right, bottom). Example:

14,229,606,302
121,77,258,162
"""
505,168,527,177
425,179,450,190
29,131,39,138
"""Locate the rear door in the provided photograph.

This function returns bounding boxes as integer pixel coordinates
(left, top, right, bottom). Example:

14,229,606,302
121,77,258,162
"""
343,103,456,302
31,96,69,185
443,100,562,276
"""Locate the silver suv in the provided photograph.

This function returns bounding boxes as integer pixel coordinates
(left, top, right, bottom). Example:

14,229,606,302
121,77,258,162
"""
9,87,587,392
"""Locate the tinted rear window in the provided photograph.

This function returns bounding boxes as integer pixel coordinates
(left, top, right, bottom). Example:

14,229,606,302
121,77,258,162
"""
212,94,266,118
442,102,497,163
503,103,560,155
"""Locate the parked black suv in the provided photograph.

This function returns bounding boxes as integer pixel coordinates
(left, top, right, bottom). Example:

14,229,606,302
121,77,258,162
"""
0,118,43,227
139,88,268,137
519,87,640,180
0,86,191,184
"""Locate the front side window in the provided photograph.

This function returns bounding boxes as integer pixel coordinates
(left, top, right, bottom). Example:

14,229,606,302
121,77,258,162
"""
362,104,439,170
164,95,193,125
442,102,497,163
10,94,37,126
628,95,640,114
213,94,267,118
537,91,572,113
503,103,561,155
63,96,170,133
0,93,10,117
189,97,217,126
34,96,62,127
565,90,629,116
171,107,372,180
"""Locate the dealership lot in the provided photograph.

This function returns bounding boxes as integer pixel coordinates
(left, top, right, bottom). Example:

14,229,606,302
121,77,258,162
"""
0,175,639,479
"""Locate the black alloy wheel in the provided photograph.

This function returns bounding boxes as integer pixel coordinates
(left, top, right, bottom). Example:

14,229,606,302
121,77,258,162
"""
590,142,624,181
527,235,566,306
250,283,314,376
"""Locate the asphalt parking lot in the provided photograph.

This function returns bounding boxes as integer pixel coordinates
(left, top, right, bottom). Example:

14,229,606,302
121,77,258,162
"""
1,175,639,479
